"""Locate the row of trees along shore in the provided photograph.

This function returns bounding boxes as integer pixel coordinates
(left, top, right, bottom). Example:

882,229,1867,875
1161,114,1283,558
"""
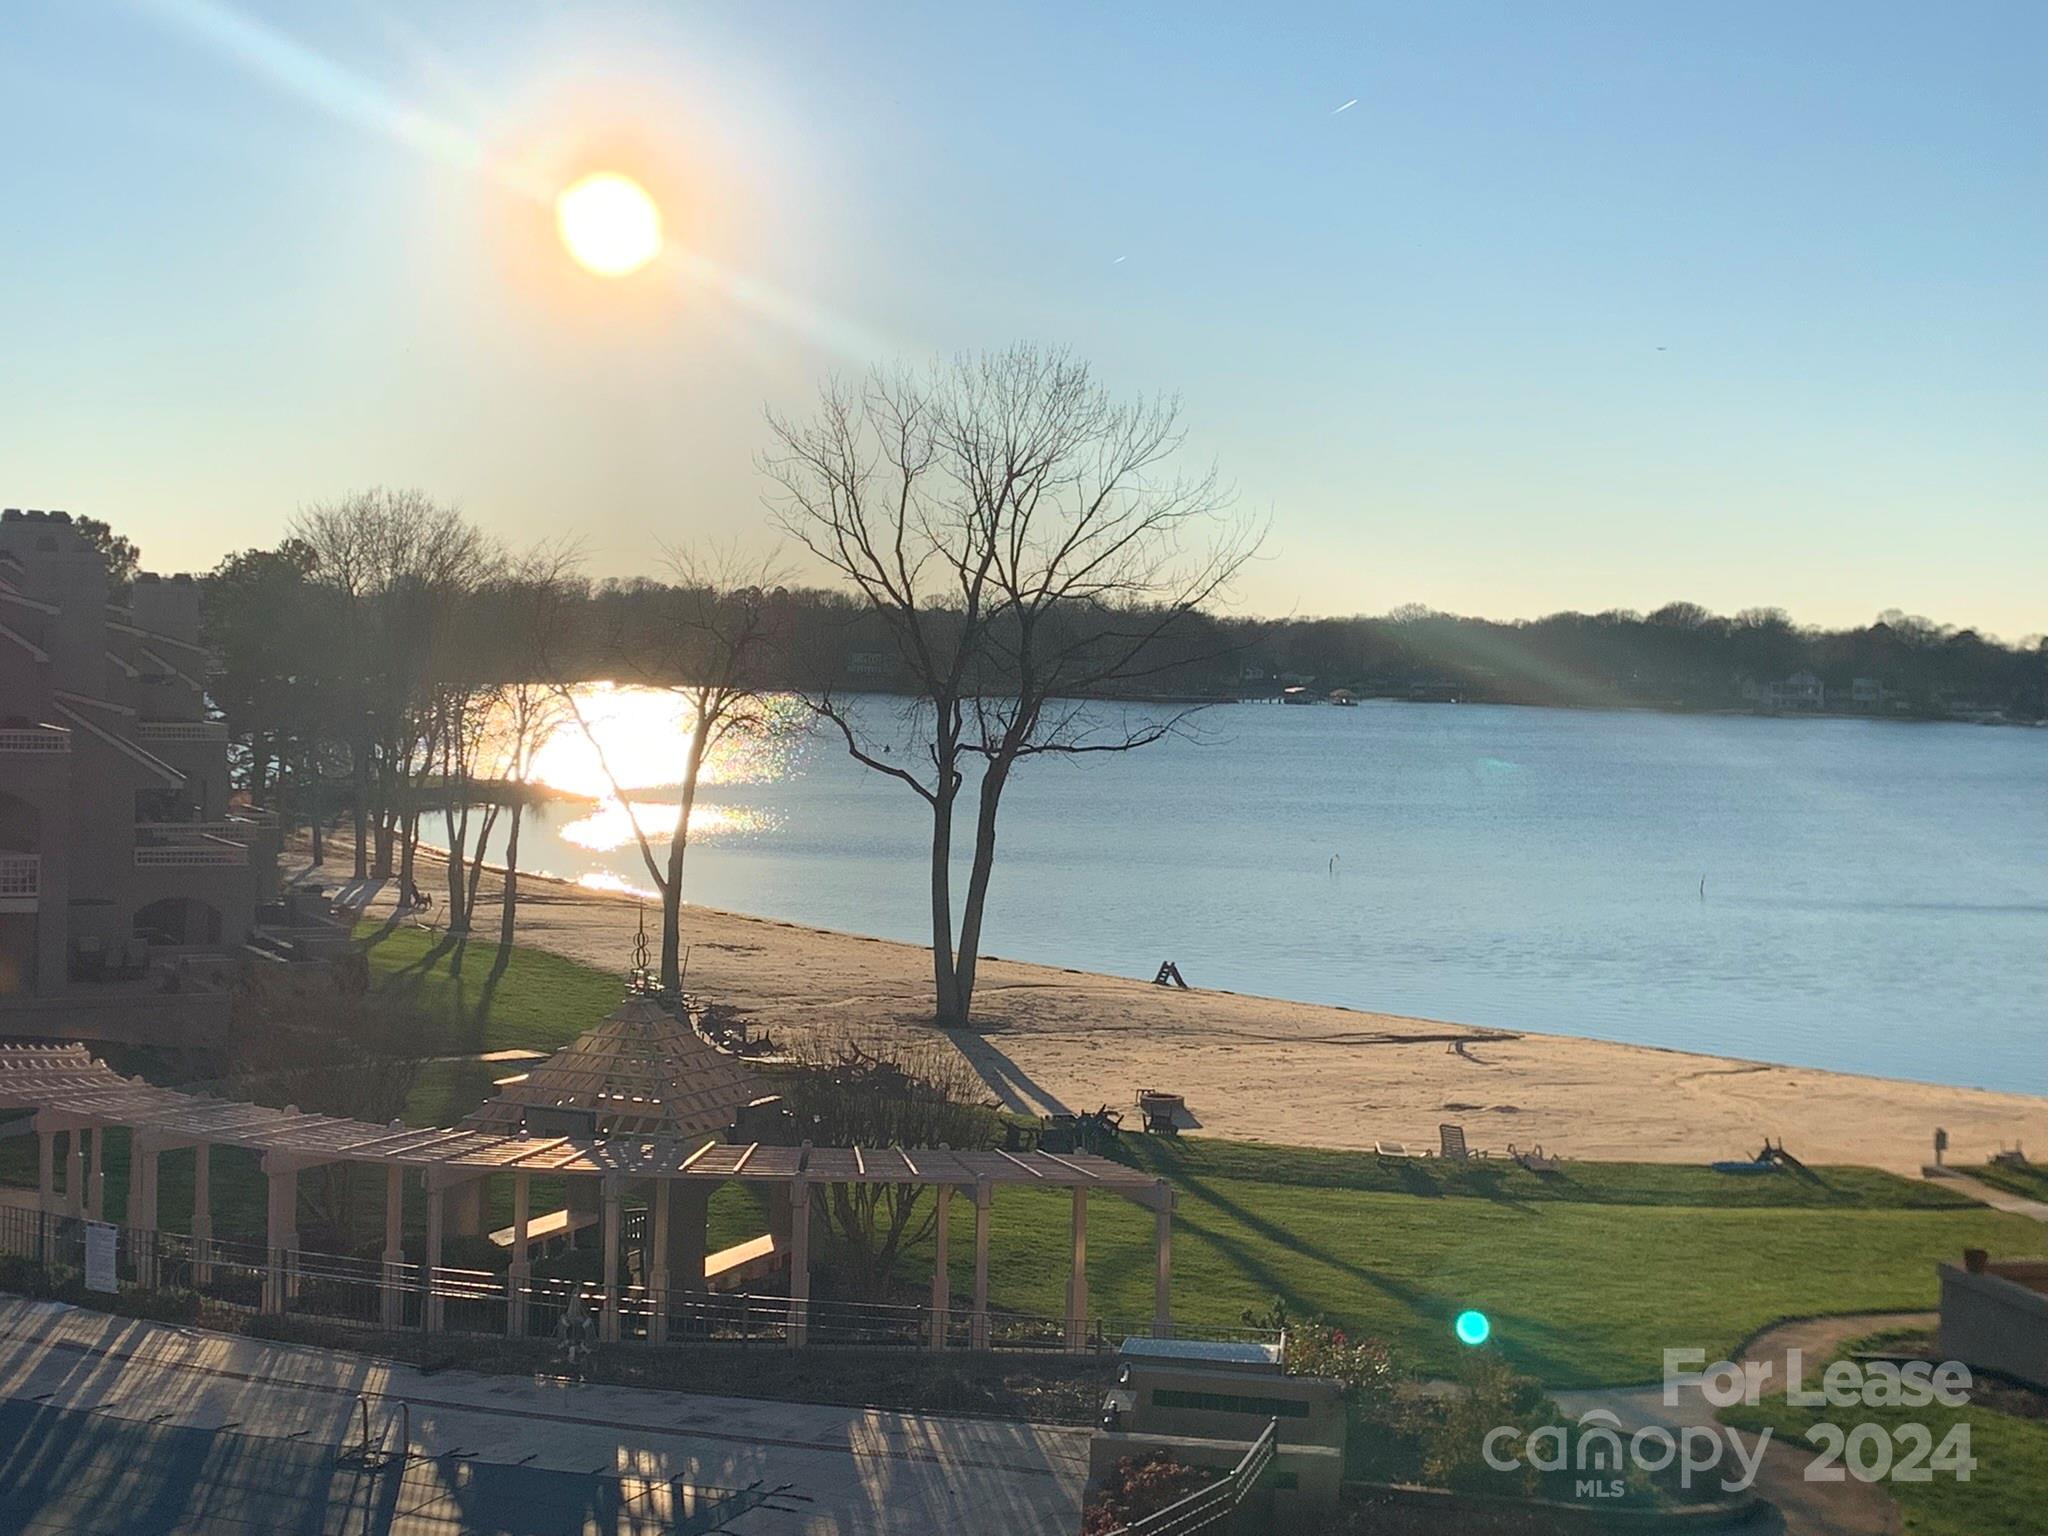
189,347,2044,1026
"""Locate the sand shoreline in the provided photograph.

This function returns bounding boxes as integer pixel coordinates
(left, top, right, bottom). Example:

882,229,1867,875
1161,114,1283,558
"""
305,844,2048,1177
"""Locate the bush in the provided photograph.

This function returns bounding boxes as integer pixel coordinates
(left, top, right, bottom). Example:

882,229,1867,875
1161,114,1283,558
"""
1081,1451,1215,1535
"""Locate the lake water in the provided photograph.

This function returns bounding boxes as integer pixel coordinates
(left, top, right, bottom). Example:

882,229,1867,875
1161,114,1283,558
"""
473,691,2048,1094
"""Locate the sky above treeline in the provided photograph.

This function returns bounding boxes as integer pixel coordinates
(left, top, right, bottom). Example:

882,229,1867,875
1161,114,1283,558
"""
2,2,2041,638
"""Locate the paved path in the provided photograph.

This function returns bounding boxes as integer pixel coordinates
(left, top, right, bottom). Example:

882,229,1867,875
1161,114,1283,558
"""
1928,1171,2048,1223
0,1299,1087,1535
1555,1312,1935,1536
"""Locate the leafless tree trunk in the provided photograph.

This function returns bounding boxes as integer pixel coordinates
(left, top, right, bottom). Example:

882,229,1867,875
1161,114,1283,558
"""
766,346,1257,1026
553,549,786,995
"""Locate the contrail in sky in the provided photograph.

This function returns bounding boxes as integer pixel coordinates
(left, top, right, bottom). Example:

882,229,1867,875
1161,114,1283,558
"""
1332,98,1358,115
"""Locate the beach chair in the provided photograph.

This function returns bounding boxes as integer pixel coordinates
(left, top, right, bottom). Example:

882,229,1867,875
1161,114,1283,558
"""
1439,1123,1486,1162
1511,1143,1562,1173
1374,1140,1417,1161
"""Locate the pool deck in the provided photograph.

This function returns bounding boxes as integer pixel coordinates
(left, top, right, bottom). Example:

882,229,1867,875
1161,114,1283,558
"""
0,1298,1088,1534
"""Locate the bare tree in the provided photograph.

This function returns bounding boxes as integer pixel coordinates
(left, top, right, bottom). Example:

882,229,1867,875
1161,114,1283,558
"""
776,1035,999,1300
289,490,499,887
485,556,582,973
554,548,787,994
765,346,1257,1025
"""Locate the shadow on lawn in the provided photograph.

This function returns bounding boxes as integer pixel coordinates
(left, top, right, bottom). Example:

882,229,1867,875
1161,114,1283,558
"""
367,934,513,1048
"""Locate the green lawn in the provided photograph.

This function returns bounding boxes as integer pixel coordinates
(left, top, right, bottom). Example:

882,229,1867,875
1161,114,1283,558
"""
352,928,2046,1385
1721,1328,2048,1536
948,1170,2038,1387
7,927,2039,1392
357,920,624,1059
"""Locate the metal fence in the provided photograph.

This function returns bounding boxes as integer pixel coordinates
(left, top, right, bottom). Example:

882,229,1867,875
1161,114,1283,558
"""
0,1204,1277,1357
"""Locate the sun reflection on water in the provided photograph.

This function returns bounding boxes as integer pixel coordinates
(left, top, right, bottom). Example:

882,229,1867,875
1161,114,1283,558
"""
559,798,771,851
511,683,806,797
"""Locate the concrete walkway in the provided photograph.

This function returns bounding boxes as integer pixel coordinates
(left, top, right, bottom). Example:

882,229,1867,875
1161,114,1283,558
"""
1554,1312,1936,1536
1928,1170,2048,1223
0,1299,1087,1535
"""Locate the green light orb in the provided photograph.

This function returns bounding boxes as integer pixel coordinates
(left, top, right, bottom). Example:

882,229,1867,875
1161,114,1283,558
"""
1454,1309,1491,1346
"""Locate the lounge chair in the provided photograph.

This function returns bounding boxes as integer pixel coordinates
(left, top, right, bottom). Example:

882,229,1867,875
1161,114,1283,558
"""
1510,1143,1562,1173
1439,1123,1486,1162
1374,1140,1417,1160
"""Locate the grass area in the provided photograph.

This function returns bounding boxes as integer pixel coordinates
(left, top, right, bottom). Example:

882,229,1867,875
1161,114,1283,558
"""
357,920,623,1058
10,927,2039,1393
1115,1135,1985,1210
1963,1162,2048,1204
353,927,2046,1386
1721,1328,2048,1536
951,1172,2039,1387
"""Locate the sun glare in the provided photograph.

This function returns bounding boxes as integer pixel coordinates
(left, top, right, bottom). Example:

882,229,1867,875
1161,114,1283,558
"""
555,172,663,276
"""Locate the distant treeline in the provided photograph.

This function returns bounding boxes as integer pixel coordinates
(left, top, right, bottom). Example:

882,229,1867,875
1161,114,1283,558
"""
577,582,2046,721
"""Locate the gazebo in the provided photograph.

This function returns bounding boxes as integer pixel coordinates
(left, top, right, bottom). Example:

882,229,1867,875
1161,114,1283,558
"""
0,1019,1175,1349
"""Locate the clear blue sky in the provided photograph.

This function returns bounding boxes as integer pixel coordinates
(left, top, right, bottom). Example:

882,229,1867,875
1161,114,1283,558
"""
3,2,2041,636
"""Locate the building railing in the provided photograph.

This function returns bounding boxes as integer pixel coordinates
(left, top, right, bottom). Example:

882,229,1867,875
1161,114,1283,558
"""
136,817,275,844
0,728,70,753
133,720,228,743
1106,1418,1280,1536
0,855,39,900
134,842,247,867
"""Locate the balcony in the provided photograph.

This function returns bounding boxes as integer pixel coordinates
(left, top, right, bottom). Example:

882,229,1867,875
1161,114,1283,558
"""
0,726,70,753
134,720,228,743
136,815,276,845
0,854,40,910
135,842,246,868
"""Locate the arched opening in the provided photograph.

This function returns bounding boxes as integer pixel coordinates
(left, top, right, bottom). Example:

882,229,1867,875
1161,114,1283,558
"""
133,897,223,947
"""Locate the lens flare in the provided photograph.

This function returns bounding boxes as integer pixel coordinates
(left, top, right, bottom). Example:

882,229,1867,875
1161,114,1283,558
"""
1454,1309,1492,1347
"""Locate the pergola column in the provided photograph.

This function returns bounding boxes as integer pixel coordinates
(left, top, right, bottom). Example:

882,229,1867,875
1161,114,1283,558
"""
190,1144,213,1284
129,1134,160,1288
1151,1179,1174,1339
600,1173,622,1344
381,1165,406,1329
444,1175,484,1239
787,1175,810,1347
262,1156,298,1315
1065,1188,1089,1351
646,1178,670,1344
86,1127,105,1221
667,1182,709,1301
971,1178,992,1350
36,1128,55,1262
65,1130,84,1219
506,1169,530,1339
928,1184,952,1351
424,1181,446,1332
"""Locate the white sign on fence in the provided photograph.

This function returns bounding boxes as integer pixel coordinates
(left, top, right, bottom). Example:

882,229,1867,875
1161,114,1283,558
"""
84,1221,118,1293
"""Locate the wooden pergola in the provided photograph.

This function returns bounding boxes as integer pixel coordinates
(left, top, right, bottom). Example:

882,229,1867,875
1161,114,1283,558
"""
0,1042,1175,1347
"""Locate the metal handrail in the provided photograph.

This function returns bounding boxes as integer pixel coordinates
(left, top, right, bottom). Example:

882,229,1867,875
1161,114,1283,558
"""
1109,1418,1279,1536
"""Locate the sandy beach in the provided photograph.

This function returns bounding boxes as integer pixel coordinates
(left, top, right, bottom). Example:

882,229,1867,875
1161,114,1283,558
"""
314,847,2048,1177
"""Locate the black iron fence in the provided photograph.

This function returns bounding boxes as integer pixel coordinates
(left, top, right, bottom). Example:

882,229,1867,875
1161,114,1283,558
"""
0,1203,1276,1357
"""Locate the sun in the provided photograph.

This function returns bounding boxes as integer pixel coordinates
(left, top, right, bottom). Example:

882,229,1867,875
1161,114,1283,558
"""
555,172,663,277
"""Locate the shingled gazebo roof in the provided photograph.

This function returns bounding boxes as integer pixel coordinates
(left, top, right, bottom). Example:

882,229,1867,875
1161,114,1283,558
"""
461,994,760,1142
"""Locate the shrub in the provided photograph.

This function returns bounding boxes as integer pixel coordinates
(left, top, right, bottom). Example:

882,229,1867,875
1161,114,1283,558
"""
1081,1451,1215,1535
